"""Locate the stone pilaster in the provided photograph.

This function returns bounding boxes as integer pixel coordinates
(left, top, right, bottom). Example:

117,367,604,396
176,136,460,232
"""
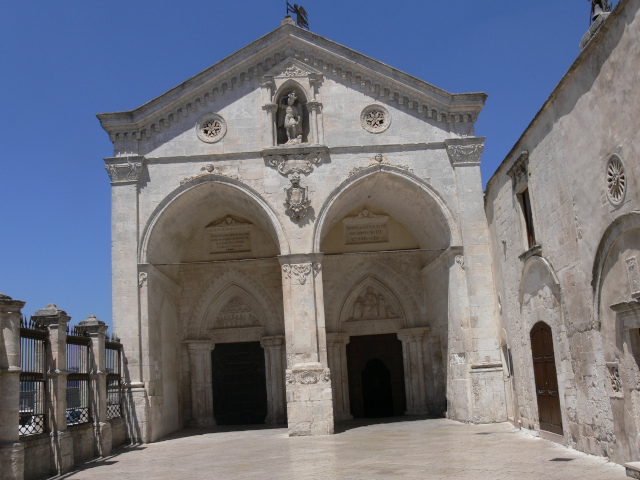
0,293,26,480
78,315,112,457
326,333,352,421
445,138,507,423
260,336,287,424
186,341,215,428
279,254,333,436
397,328,431,415
34,304,74,475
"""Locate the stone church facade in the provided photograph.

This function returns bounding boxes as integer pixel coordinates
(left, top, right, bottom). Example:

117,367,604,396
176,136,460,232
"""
98,0,640,467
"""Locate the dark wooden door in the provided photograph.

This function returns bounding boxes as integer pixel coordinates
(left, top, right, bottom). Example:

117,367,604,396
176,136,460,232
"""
347,334,406,418
211,342,267,425
530,322,563,435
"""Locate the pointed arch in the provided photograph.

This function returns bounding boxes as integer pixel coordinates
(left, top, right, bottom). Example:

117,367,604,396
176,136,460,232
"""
337,274,407,327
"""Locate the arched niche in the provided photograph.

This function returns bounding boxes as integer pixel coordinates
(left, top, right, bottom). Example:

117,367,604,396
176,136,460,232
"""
314,167,459,253
274,81,310,145
140,177,289,272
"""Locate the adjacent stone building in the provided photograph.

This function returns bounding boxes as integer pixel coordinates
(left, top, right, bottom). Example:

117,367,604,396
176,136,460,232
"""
98,0,640,468
485,0,639,466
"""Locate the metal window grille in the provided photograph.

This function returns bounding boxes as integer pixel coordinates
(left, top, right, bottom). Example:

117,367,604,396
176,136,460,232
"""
19,316,47,436
105,338,122,420
66,326,91,426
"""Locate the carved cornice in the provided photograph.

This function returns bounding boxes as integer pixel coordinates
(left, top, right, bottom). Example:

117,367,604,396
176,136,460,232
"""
506,150,529,189
98,28,486,144
104,156,144,184
444,137,485,167
180,163,242,186
263,145,328,176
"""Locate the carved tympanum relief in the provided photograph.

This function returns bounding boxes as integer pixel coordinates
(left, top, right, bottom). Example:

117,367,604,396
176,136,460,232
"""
360,105,391,133
350,286,398,321
606,153,626,206
214,295,258,328
196,113,227,143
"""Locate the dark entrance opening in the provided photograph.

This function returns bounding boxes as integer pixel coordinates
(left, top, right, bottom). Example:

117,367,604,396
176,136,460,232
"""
211,341,267,425
530,322,563,435
347,334,406,418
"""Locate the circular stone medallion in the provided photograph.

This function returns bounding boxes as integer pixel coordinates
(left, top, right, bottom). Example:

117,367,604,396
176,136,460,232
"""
196,113,227,143
605,153,626,206
360,104,391,133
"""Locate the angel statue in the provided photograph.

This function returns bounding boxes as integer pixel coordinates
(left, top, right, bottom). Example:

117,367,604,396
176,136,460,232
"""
279,91,303,145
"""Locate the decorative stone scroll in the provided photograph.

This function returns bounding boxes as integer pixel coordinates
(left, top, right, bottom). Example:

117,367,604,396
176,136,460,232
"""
347,153,413,178
606,362,623,395
286,367,331,385
265,149,326,176
180,164,242,186
342,209,389,245
284,173,311,220
627,256,640,299
205,217,252,254
444,137,486,167
282,262,321,285
105,158,144,183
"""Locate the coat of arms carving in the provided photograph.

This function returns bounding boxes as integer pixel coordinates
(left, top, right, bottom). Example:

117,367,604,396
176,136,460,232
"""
284,173,311,220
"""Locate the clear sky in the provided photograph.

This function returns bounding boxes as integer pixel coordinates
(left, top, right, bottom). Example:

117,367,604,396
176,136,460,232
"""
0,1,615,328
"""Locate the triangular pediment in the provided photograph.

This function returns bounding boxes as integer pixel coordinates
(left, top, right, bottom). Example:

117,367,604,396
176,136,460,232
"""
98,22,486,140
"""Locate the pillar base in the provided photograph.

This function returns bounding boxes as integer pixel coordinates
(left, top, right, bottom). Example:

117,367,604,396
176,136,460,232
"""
123,384,149,443
193,417,216,428
94,421,112,457
0,441,25,480
470,363,507,423
286,363,334,436
50,430,74,475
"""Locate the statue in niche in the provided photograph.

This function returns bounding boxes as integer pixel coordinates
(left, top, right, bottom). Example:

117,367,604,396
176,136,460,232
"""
278,91,304,145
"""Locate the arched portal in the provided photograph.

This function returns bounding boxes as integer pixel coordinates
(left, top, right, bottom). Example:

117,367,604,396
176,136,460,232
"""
138,178,288,434
317,169,455,422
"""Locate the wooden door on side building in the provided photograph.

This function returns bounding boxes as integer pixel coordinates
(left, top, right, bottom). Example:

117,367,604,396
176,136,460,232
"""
530,322,563,435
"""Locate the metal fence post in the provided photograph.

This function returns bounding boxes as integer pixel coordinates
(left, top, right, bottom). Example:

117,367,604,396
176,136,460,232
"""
33,304,74,475
0,293,26,480
78,315,111,456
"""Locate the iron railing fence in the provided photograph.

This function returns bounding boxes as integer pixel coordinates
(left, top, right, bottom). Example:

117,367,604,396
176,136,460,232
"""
105,337,122,420
19,315,47,436
66,326,91,426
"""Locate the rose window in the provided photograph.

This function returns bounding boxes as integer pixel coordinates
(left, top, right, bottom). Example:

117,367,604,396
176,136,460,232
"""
606,154,626,205
196,113,227,143
360,105,391,133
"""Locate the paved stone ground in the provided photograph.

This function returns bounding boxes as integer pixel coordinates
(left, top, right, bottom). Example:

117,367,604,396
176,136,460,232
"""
61,418,627,479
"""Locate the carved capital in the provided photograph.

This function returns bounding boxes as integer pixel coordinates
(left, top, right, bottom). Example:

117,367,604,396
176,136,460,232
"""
138,272,148,287
444,137,485,166
397,327,430,343
282,263,313,285
105,157,144,184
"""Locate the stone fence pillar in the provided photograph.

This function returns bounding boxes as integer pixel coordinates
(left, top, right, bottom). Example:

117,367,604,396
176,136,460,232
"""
0,293,26,480
78,315,111,457
186,341,215,428
398,327,431,416
326,333,352,422
34,304,74,475
261,336,287,424
279,254,333,436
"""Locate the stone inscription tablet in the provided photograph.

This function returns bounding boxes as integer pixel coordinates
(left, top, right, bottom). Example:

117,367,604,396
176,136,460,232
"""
206,217,252,253
342,210,389,245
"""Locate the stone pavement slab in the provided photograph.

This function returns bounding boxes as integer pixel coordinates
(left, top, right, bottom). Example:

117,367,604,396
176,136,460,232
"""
60,418,627,479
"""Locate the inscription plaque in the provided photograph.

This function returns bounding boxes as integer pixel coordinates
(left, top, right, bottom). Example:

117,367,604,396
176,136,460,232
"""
342,209,389,245
206,217,252,253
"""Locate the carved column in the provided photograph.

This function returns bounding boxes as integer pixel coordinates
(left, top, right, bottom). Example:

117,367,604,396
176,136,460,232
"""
261,336,286,424
326,333,352,421
186,341,215,428
33,304,74,475
445,138,507,424
397,328,431,415
78,315,111,457
261,77,276,146
105,156,149,443
279,254,333,436
0,293,25,480
307,101,321,145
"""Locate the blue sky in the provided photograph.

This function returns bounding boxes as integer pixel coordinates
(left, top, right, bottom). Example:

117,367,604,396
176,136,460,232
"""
0,1,613,327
